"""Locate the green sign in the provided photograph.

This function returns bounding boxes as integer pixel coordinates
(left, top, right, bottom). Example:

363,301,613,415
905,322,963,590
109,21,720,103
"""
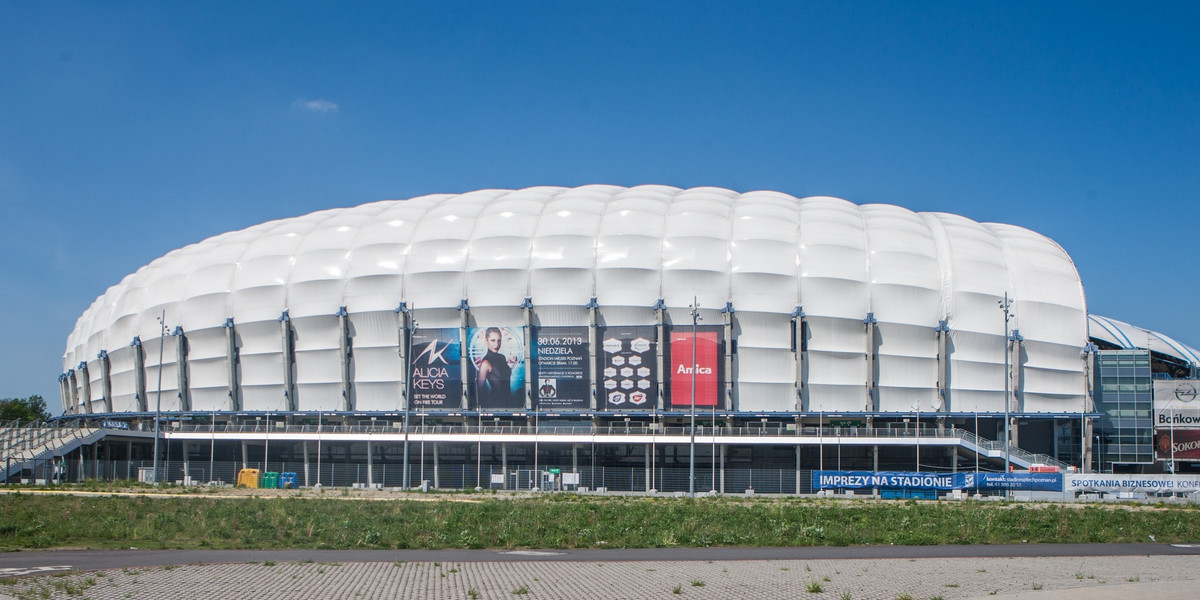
548,468,562,474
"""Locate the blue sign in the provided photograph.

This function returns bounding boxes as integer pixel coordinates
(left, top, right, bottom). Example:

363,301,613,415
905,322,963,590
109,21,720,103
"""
816,471,1064,492
963,472,1062,492
814,471,959,490
410,328,463,410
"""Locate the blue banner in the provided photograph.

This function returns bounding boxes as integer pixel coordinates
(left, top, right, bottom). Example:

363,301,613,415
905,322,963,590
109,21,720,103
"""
410,328,462,410
815,471,1064,492
814,471,959,490
964,472,1063,492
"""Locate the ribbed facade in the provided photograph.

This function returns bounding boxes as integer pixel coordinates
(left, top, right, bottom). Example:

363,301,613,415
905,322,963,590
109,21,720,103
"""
60,185,1089,416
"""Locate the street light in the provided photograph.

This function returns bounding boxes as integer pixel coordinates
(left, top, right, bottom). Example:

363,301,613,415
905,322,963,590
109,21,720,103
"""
153,311,169,484
998,293,1013,475
689,297,700,498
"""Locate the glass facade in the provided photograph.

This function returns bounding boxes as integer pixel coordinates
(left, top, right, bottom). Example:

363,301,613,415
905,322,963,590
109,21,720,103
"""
1094,350,1154,468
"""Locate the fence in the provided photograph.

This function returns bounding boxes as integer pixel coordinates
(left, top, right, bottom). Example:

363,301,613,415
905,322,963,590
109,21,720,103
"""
22,458,827,494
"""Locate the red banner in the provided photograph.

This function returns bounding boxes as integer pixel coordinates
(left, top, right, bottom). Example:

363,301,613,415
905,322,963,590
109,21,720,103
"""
1157,429,1200,460
670,331,719,407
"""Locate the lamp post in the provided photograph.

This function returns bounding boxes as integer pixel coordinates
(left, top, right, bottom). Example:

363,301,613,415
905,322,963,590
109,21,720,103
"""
153,311,169,484
399,303,415,490
998,293,1013,475
689,297,700,498
915,401,921,473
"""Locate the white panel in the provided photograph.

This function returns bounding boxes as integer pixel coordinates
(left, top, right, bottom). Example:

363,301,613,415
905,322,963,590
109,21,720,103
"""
183,327,229,411
236,320,288,411
292,315,343,411
141,335,182,412
594,188,671,308
106,345,139,412
86,358,106,411
729,193,798,314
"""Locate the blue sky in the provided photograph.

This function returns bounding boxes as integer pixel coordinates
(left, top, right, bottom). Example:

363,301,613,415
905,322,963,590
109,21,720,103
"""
2,2,1198,412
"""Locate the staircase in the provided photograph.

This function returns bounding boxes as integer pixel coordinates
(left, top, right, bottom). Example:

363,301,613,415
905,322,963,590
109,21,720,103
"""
1,422,106,481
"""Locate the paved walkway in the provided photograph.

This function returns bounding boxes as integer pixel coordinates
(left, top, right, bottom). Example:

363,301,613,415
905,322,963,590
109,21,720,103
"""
2,554,1199,599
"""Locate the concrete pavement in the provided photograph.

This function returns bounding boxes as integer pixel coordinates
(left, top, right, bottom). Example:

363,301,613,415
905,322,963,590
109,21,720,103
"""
1,553,1198,599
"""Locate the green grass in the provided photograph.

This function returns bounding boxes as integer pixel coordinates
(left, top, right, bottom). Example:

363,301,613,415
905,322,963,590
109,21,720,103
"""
1,490,1199,551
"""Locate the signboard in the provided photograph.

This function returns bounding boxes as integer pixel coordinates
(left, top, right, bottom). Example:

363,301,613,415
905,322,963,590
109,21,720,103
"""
1065,474,1200,493
1156,429,1200,461
815,471,959,491
599,326,657,410
1154,380,1200,427
532,326,590,410
467,326,526,409
669,328,720,408
409,328,463,410
960,472,1062,492
815,471,1062,492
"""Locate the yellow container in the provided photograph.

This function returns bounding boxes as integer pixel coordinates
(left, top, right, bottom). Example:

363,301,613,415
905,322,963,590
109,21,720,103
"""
236,468,261,488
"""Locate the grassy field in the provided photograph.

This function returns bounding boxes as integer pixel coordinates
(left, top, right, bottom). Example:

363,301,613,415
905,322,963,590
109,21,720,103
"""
1,486,1196,551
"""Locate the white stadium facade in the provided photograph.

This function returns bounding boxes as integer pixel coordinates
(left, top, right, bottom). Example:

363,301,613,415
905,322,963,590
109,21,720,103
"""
49,185,1200,492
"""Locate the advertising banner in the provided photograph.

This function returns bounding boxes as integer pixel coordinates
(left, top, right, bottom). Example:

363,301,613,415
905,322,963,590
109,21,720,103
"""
960,472,1063,492
814,471,960,491
467,326,526,410
669,328,720,408
815,471,1063,491
409,328,463,409
1156,429,1200,461
1154,380,1200,427
599,326,657,410
531,326,590,410
1065,474,1200,493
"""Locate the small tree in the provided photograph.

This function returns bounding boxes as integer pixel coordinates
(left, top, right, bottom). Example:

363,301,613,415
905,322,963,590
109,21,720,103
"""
0,395,51,424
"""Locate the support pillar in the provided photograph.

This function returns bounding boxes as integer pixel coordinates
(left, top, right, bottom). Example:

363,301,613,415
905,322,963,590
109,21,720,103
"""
721,301,734,411
458,300,470,410
132,337,147,412
587,297,599,410
174,327,190,412
654,299,666,410
501,444,507,490
795,445,802,495
279,312,296,411
224,319,240,411
367,439,374,487
864,313,877,412
522,297,534,410
302,441,310,488
792,307,806,411
645,444,651,493
98,350,112,412
719,444,726,494
78,363,93,414
432,442,440,489
337,307,353,411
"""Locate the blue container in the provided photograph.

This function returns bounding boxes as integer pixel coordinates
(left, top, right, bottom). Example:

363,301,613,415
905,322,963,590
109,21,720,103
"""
279,472,297,489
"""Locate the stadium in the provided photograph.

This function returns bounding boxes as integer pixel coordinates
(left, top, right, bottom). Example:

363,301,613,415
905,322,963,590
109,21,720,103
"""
35,186,1200,492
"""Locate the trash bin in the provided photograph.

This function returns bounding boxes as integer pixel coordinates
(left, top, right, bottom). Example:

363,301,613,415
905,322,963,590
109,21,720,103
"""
278,472,297,489
261,471,279,488
236,468,260,488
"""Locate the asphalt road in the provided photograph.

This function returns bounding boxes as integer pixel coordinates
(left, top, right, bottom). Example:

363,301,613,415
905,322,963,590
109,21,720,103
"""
2,543,1198,573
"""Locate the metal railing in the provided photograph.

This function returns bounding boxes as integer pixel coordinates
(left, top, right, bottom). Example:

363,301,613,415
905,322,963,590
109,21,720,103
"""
172,422,979,439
